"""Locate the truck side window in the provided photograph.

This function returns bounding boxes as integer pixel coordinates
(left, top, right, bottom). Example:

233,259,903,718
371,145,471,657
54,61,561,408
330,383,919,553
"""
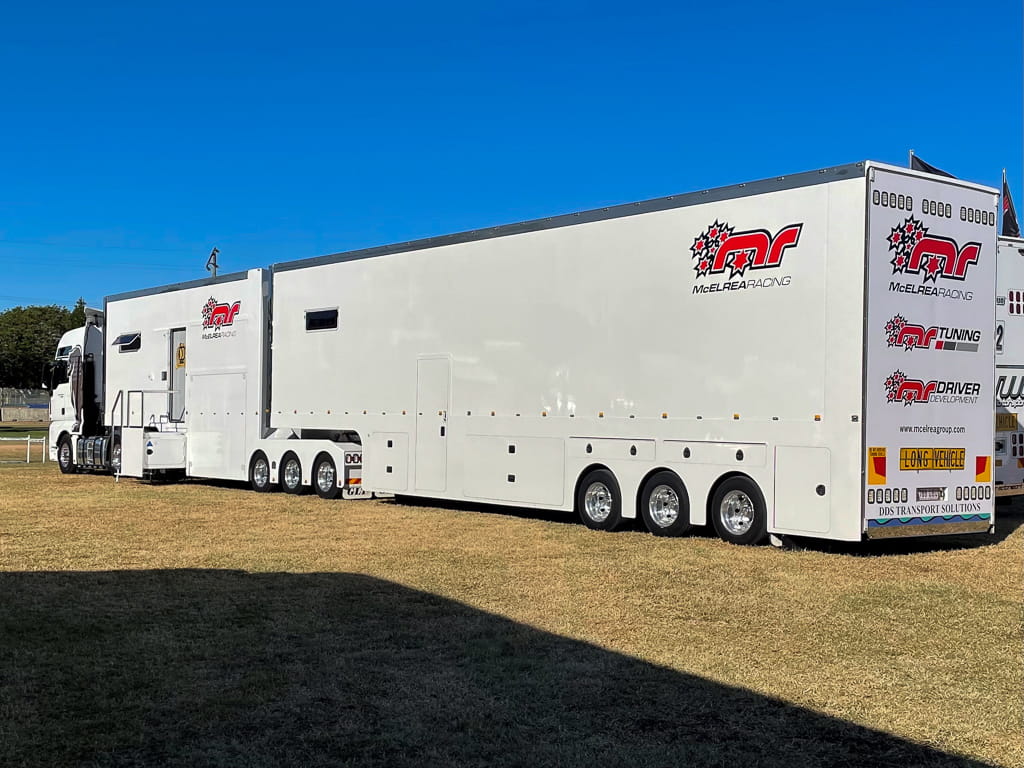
112,332,142,352
305,309,338,331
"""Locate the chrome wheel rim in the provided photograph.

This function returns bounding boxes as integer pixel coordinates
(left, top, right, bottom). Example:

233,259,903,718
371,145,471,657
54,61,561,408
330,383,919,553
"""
59,442,71,467
720,490,755,535
111,444,121,473
316,461,335,493
253,458,269,487
584,482,613,523
284,460,301,489
648,484,680,527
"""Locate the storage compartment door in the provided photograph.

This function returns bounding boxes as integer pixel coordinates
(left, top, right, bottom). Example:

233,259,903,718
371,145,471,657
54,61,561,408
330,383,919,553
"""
774,446,831,534
415,357,449,492
187,372,248,481
119,427,146,478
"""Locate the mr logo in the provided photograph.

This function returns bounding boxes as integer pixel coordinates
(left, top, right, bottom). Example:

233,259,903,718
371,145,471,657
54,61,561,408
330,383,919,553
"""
888,216,980,283
202,297,241,329
691,220,803,279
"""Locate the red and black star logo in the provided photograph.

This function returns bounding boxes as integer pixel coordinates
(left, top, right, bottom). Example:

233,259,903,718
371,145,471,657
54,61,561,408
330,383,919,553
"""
690,220,734,276
884,370,907,403
888,216,928,276
885,314,907,347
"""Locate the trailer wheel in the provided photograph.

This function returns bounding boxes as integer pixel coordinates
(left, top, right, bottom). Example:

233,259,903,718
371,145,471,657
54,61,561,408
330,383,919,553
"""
280,452,305,494
711,475,767,545
576,468,622,531
110,441,122,475
640,471,691,537
249,452,273,493
313,454,341,500
57,436,76,474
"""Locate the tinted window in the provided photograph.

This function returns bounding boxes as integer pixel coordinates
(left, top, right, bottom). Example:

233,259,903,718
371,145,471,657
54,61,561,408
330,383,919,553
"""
112,332,141,352
306,309,338,331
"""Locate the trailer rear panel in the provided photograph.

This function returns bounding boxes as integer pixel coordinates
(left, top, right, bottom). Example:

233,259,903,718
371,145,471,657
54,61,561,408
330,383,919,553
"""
863,168,997,537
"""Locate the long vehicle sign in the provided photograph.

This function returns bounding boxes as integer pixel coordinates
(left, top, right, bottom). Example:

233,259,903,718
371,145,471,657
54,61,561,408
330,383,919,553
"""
898,447,965,471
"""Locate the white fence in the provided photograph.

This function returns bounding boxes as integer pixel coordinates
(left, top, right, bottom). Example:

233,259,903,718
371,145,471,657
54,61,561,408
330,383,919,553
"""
0,437,47,464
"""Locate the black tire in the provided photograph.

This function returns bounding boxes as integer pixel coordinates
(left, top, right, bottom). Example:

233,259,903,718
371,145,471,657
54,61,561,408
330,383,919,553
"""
640,471,691,537
279,452,305,494
312,454,341,500
711,475,767,545
576,468,622,531
249,451,273,493
57,435,76,474
110,440,122,475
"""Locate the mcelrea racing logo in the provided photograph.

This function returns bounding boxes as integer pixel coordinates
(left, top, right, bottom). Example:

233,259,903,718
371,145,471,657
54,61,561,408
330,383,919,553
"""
884,370,980,406
884,314,981,352
202,297,241,329
888,216,980,283
690,220,802,293
201,296,241,340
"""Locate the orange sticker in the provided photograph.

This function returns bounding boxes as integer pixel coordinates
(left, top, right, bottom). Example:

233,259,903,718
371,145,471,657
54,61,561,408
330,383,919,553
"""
975,456,992,483
868,447,887,485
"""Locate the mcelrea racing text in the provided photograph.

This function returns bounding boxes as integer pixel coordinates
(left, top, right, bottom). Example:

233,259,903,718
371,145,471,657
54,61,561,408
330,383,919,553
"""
889,281,973,302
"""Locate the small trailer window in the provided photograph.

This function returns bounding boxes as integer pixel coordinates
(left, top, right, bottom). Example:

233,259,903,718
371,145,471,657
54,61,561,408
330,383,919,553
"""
112,332,141,352
305,309,338,331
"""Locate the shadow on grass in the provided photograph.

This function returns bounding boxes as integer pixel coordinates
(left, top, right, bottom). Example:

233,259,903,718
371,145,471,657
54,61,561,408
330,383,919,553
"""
0,570,997,767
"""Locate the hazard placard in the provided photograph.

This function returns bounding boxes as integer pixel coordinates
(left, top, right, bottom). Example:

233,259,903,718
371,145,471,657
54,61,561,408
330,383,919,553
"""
867,447,887,485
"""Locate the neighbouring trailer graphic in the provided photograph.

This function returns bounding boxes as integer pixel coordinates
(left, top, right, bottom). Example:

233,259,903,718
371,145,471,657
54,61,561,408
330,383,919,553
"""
49,161,999,544
994,235,1024,496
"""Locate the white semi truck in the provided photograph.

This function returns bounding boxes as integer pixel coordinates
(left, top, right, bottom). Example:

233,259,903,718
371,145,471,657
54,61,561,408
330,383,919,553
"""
994,234,1024,496
50,161,999,544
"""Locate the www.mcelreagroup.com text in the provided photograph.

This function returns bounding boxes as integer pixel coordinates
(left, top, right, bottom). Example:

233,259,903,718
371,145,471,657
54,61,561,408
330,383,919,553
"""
899,424,966,435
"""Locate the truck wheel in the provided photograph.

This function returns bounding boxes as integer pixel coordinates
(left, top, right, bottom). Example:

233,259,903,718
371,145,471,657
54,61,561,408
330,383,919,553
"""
249,452,273,493
280,452,305,494
313,454,341,500
110,441,122,475
576,468,622,531
640,471,691,537
57,436,76,474
711,476,767,545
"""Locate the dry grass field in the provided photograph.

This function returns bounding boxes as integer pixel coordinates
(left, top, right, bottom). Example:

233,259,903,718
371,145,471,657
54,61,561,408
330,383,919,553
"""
1,457,1021,767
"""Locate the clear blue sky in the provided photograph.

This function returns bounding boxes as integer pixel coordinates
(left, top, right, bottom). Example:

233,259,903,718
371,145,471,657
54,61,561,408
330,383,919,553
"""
1,0,1021,311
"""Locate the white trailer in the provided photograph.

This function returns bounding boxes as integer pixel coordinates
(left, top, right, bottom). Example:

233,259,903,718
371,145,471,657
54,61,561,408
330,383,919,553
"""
269,161,998,543
49,269,368,499
994,235,1024,496
51,161,999,544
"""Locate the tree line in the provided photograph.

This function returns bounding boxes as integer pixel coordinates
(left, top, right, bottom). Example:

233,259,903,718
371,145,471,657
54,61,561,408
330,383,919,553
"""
0,300,87,388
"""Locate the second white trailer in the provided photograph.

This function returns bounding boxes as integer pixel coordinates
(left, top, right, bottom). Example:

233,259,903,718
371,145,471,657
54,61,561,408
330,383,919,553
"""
994,234,1024,495
267,162,999,543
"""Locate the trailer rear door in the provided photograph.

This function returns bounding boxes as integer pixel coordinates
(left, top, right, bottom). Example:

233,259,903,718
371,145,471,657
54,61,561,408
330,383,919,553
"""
863,167,997,538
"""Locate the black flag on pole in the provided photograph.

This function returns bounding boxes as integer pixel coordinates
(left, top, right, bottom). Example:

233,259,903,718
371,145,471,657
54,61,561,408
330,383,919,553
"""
910,154,955,179
1003,176,1020,238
